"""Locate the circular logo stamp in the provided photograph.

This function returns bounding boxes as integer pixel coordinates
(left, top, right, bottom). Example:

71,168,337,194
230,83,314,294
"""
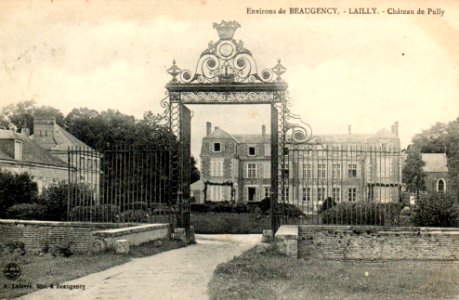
3,263,21,281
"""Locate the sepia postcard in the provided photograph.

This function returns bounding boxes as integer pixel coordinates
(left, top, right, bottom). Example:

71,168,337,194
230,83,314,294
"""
0,0,458,299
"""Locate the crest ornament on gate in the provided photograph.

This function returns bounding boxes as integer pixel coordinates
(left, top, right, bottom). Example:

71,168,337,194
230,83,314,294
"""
167,20,282,84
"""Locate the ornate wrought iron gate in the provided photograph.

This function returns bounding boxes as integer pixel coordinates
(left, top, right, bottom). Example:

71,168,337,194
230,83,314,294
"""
163,21,295,234
67,145,176,224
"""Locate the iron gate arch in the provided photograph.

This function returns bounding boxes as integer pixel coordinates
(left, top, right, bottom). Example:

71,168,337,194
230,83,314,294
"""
163,20,317,235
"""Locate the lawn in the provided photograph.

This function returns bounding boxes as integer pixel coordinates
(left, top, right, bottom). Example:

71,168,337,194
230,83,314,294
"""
0,239,184,299
209,245,459,300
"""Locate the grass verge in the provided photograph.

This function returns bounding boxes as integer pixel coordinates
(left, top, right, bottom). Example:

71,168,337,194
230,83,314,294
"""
208,245,459,300
0,239,184,299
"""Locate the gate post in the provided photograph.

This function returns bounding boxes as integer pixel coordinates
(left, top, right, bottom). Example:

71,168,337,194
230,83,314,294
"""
271,102,281,235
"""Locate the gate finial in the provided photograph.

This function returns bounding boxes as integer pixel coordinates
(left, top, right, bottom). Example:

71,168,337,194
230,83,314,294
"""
213,20,241,40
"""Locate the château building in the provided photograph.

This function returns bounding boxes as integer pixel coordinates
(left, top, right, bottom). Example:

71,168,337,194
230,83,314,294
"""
195,122,402,210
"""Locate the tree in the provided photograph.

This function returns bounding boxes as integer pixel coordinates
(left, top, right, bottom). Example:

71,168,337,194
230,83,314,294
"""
0,169,38,217
412,122,448,153
190,156,200,184
446,118,459,198
0,100,65,134
402,146,426,195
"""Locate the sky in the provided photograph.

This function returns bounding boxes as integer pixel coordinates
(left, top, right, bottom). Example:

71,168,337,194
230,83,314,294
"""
1,0,458,161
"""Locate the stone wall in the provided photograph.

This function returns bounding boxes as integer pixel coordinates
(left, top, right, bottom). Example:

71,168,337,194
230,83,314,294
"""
274,225,459,261
297,225,459,261
0,219,170,254
93,224,171,251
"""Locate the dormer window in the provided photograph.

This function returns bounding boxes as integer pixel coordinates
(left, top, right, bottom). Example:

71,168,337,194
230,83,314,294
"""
213,142,221,152
14,140,22,161
248,146,256,156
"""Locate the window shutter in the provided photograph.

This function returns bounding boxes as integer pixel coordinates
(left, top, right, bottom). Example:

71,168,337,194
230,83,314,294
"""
221,142,225,152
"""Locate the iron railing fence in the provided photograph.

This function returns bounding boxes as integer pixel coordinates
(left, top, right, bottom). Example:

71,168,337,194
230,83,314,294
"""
67,145,177,224
279,144,403,226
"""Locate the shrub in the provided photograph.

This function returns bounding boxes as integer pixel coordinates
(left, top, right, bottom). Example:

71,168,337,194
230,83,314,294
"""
54,237,74,257
274,203,304,218
38,182,68,221
411,192,459,227
3,241,26,256
69,204,120,222
321,197,336,213
5,203,48,220
122,201,148,211
191,202,252,214
322,202,401,226
260,198,271,212
191,213,270,234
0,169,38,217
120,209,149,222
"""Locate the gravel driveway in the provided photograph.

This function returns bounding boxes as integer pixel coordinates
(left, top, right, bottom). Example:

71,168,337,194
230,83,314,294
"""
18,234,261,300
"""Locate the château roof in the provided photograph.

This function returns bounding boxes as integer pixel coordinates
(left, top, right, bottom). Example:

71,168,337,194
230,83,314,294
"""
421,153,448,173
202,126,399,147
204,127,238,141
0,129,68,167
31,123,90,150
232,134,270,144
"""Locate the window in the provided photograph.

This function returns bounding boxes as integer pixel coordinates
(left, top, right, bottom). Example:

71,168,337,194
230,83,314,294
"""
317,164,326,178
317,187,325,202
210,186,223,201
332,187,341,202
302,187,311,202
264,186,271,199
248,146,256,156
247,163,257,178
437,179,446,193
303,164,311,179
210,160,223,176
213,142,221,152
247,187,257,202
348,187,356,202
348,164,357,178
80,157,85,168
283,147,289,155
332,164,341,178
264,144,271,157
14,140,22,161
87,158,93,170
282,187,289,200
282,162,289,178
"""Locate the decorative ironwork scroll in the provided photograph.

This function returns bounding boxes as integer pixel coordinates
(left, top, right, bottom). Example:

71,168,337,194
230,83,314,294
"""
284,95,321,145
180,91,274,104
167,21,286,84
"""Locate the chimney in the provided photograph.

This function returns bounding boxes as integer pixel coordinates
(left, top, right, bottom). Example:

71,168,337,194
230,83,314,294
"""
33,116,56,138
206,122,212,135
21,127,30,136
348,125,352,135
262,125,266,138
393,121,399,137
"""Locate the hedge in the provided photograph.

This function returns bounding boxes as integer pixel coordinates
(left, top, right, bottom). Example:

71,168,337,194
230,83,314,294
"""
5,203,48,220
69,204,120,222
412,192,459,227
322,202,402,226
